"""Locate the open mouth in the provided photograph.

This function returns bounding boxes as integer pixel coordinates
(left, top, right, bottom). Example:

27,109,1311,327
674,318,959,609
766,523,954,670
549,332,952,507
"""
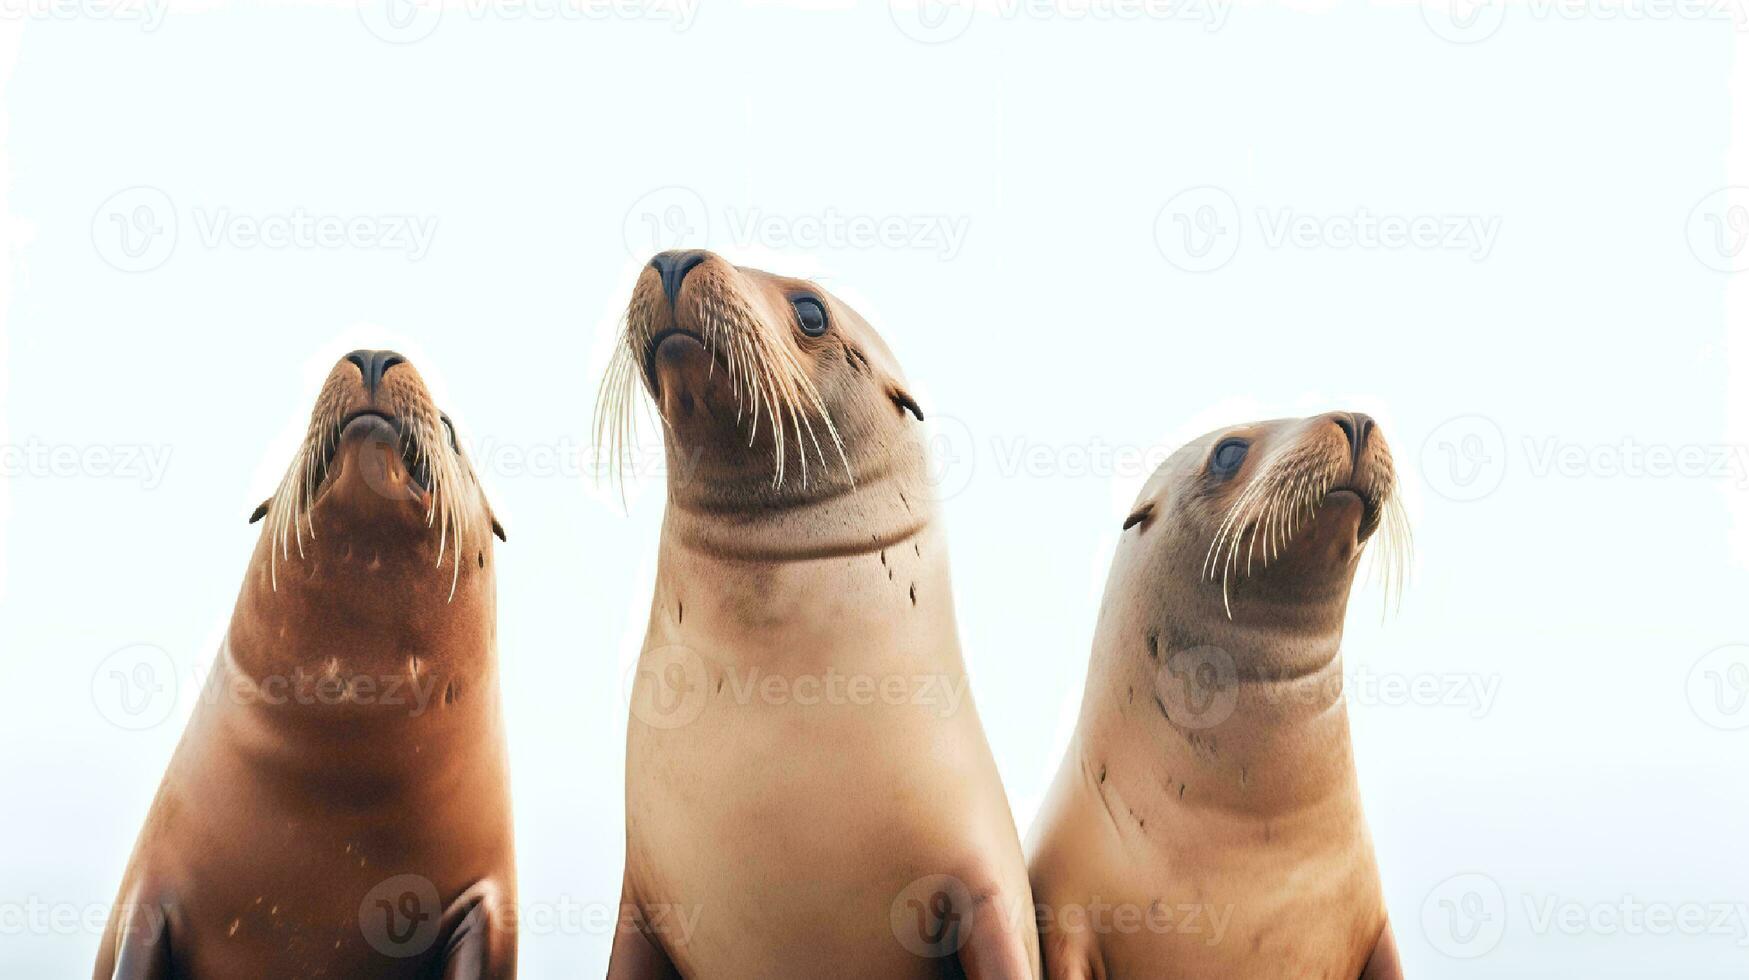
641,328,724,391
1325,487,1381,540
315,409,432,495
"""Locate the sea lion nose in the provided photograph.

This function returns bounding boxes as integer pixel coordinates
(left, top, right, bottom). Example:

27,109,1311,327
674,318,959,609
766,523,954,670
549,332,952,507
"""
649,249,710,306
345,349,406,398
1331,412,1375,456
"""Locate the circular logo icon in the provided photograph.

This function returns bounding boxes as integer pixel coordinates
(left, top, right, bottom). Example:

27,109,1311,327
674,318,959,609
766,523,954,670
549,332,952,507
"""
890,873,973,958
1421,0,1507,43
625,644,710,730
1685,187,1749,274
359,0,442,43
92,187,177,273
347,422,424,504
917,412,977,504
1153,186,1241,273
1687,644,1749,731
1419,414,1507,503
1420,872,1506,958
91,643,179,731
889,0,975,43
1153,644,1238,730
359,873,443,957
623,186,710,258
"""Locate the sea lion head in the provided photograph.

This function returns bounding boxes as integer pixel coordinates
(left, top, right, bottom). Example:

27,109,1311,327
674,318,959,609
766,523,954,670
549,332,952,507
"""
1118,412,1411,624
598,250,929,513
249,350,505,603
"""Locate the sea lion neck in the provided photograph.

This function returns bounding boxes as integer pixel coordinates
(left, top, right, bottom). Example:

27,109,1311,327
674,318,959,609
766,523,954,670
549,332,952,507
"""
660,420,935,563
229,518,497,691
1080,577,1365,819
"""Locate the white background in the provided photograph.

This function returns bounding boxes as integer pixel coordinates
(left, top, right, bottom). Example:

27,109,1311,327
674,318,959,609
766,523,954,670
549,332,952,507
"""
2,3,1747,977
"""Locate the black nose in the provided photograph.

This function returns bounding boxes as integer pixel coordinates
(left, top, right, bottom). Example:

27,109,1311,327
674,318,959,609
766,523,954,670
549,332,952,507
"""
649,249,709,306
1331,412,1375,455
345,349,406,397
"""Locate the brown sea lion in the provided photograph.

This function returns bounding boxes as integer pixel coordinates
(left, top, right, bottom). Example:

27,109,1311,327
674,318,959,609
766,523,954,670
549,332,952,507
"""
597,250,1039,979
1026,412,1411,980
93,350,514,979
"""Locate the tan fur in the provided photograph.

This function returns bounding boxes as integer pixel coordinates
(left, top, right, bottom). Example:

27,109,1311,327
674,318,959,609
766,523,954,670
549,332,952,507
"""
1027,413,1407,980
603,253,1039,979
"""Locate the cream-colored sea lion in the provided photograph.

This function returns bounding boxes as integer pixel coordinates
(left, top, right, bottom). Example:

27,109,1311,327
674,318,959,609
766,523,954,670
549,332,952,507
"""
598,250,1039,979
93,350,514,980
1027,412,1411,980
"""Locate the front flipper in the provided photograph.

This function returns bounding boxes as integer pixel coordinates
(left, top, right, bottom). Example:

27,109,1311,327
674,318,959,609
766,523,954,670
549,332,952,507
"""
605,875,681,980
955,876,1041,980
1038,920,1101,980
100,892,172,980
436,880,515,980
1358,917,1402,980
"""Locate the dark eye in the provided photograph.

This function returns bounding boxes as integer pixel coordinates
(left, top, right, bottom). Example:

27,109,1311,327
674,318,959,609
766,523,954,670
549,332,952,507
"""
1210,438,1248,477
440,415,459,453
793,296,828,337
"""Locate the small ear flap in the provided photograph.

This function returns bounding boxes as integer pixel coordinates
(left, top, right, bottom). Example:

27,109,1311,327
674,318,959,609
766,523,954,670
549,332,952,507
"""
491,517,507,543
1122,502,1155,531
249,500,270,524
888,386,925,422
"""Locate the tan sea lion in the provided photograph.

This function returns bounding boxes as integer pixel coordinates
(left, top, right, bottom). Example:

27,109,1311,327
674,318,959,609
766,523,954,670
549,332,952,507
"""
93,350,514,980
1026,412,1411,980
598,250,1039,979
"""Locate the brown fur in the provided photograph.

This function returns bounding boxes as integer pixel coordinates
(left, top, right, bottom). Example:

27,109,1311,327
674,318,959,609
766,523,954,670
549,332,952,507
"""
94,354,515,980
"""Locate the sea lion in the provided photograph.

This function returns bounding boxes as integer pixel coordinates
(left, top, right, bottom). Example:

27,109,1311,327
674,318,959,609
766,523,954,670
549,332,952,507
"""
1026,412,1411,980
93,350,514,980
597,250,1039,979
